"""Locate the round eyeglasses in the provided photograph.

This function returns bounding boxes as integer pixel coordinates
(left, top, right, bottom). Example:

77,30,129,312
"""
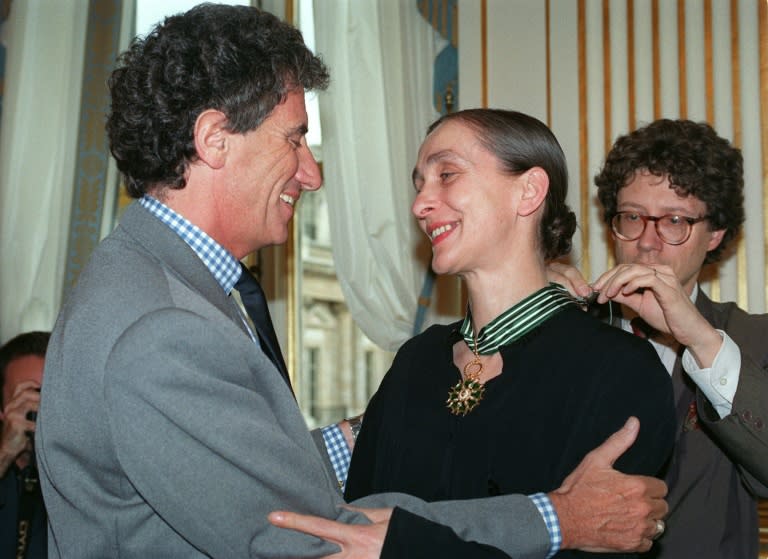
610,212,709,245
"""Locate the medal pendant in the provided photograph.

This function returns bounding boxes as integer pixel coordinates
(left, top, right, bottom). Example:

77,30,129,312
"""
446,376,485,416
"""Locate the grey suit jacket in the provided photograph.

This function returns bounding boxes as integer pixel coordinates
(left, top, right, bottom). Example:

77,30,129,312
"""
37,202,550,558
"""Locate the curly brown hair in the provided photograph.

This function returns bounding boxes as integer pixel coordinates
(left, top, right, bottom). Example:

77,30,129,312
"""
595,119,744,264
107,3,329,198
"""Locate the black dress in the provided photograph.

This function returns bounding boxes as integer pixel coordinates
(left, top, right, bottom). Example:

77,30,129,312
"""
346,306,676,558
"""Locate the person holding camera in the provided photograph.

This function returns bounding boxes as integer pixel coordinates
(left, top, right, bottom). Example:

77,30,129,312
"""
0,331,49,559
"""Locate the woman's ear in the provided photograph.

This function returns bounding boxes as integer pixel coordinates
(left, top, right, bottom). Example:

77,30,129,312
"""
194,109,229,170
517,167,549,217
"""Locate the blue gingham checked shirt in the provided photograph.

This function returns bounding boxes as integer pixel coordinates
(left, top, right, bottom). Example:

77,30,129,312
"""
140,197,258,345
140,195,241,292
141,195,561,557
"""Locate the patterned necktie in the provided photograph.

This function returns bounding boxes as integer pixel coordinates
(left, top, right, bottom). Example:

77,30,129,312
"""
234,264,293,395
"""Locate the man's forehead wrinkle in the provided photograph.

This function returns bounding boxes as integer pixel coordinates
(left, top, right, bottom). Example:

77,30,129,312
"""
619,192,707,216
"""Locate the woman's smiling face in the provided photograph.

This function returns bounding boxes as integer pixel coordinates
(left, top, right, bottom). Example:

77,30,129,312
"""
411,120,525,277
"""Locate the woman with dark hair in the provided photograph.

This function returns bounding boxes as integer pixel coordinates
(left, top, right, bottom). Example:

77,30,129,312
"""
344,109,676,558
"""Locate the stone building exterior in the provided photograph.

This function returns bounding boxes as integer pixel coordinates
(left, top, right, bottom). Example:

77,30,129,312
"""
297,188,394,428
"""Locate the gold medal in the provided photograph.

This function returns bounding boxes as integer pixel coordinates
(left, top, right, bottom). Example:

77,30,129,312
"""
448,285,577,416
446,354,485,416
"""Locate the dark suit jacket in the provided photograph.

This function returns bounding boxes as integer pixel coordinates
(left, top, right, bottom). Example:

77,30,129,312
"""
0,466,46,559
648,291,768,559
36,202,551,558
695,292,768,485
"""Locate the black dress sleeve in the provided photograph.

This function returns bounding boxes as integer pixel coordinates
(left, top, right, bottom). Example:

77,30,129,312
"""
595,333,677,475
344,339,408,501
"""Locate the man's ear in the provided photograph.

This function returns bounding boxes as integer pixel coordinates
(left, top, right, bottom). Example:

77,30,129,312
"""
517,167,550,217
194,109,229,169
707,228,727,252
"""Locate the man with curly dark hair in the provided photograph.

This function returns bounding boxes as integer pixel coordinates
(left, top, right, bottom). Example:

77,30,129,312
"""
552,118,768,559
36,5,669,558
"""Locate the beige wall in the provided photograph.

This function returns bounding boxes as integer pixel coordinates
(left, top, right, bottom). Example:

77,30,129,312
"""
459,0,767,313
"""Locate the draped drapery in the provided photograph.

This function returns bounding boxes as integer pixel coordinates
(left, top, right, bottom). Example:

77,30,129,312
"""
0,0,124,342
0,0,12,123
0,1,88,340
62,0,124,296
313,0,440,351
412,0,458,335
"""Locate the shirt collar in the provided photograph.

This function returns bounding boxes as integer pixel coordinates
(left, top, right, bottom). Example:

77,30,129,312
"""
139,195,241,293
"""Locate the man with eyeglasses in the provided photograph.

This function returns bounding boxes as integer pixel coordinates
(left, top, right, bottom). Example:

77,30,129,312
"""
551,118,768,559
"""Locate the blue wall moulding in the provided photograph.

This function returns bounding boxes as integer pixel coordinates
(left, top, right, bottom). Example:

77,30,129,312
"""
433,45,457,115
417,0,458,116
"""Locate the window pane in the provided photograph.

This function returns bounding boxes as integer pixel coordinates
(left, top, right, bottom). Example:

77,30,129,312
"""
293,0,394,428
296,188,394,427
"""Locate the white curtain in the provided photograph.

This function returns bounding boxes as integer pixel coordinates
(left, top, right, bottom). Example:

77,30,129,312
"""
0,1,88,341
313,0,440,352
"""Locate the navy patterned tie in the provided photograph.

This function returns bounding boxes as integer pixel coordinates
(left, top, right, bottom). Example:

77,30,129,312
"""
234,263,293,395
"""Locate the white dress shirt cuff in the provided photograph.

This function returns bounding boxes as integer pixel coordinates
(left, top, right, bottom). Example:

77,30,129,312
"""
682,330,740,418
